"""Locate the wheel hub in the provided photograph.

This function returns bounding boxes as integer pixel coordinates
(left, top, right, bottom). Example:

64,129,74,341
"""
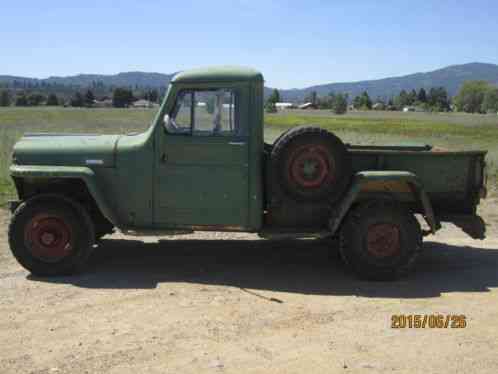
24,214,73,262
288,144,335,188
366,223,401,258
40,232,56,246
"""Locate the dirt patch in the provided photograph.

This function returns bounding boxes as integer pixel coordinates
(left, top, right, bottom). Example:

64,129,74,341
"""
1,207,498,374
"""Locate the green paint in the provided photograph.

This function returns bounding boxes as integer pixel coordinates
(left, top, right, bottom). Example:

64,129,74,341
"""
9,66,487,237
10,165,119,226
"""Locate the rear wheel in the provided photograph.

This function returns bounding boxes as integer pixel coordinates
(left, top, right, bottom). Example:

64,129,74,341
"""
271,126,351,203
339,201,422,281
8,195,95,276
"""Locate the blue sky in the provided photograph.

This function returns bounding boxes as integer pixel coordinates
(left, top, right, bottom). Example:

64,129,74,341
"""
1,0,497,88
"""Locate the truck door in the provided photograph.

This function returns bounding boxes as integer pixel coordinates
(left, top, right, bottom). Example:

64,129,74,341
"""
154,87,250,228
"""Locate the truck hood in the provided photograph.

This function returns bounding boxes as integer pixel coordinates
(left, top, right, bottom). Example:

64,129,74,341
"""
12,133,121,168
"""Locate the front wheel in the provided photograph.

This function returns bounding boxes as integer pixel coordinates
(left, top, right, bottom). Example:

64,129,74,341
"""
8,195,95,276
339,201,422,281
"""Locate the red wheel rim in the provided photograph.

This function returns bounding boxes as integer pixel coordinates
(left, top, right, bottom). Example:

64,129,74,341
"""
366,223,401,258
24,213,74,262
287,144,335,189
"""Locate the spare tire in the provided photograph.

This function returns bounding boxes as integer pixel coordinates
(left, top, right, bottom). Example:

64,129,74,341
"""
271,126,352,203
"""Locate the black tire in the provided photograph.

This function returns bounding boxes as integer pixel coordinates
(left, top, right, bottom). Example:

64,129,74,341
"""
8,194,95,276
319,235,342,261
271,126,352,203
94,218,114,241
339,201,422,281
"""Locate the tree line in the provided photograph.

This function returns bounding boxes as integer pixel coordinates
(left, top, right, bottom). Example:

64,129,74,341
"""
0,87,161,108
2,79,497,114
263,80,498,115
311,87,451,112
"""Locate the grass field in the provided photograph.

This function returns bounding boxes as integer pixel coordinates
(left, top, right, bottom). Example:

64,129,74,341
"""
0,107,497,205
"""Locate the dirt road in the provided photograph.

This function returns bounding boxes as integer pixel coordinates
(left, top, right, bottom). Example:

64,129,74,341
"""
1,204,498,374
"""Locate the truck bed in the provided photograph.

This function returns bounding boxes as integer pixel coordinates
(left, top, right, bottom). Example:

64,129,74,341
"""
348,144,487,215
264,143,487,229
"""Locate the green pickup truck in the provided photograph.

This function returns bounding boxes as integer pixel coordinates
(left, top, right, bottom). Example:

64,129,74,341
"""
8,66,488,280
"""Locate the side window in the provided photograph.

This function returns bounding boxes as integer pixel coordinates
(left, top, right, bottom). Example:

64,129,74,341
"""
167,89,240,136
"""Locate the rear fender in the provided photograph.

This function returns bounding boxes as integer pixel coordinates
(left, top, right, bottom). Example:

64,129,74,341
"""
329,171,440,235
10,165,119,227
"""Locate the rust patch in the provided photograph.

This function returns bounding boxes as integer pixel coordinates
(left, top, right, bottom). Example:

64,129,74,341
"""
24,213,74,262
366,223,401,258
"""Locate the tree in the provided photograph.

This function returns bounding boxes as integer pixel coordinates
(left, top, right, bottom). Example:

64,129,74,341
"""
70,92,84,107
358,91,372,109
353,91,372,110
454,81,489,113
352,95,362,109
147,89,159,103
268,89,280,104
46,93,59,106
84,89,95,107
265,101,277,113
482,87,498,113
317,92,335,109
431,87,451,112
265,88,281,113
15,93,29,106
394,89,409,109
332,93,348,114
27,93,45,106
408,89,417,105
310,91,317,106
112,88,134,108
417,88,427,103
0,90,11,106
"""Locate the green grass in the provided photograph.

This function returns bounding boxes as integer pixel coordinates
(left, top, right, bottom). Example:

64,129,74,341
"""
0,107,497,206
273,109,498,127
266,111,498,139
265,111,498,183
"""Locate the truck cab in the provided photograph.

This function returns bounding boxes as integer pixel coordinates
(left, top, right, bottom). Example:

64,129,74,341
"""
151,67,264,231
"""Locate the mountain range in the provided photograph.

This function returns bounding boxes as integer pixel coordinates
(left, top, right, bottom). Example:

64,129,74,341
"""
1,62,498,101
275,62,498,101
0,72,175,89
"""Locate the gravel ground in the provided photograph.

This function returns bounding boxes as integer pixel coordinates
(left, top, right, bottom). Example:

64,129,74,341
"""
1,200,498,374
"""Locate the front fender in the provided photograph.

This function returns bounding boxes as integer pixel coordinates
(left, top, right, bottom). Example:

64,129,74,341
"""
329,171,440,235
10,165,119,227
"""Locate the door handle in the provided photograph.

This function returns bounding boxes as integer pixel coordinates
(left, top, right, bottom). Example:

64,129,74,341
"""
161,153,167,163
229,142,245,146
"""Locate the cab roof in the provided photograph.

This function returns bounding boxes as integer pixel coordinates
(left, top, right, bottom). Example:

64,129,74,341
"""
171,66,264,84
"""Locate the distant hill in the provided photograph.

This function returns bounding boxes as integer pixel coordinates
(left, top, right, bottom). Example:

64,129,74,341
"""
44,72,175,88
274,62,498,101
1,62,498,101
0,71,174,88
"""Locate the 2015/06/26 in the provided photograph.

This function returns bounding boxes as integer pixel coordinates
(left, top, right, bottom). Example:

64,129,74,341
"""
391,314,467,329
